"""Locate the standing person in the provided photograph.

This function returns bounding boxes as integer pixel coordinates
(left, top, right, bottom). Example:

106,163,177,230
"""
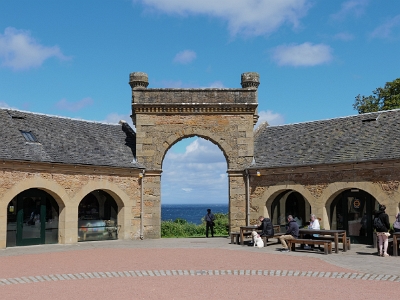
257,216,274,238
205,209,215,238
393,212,400,233
279,215,299,252
374,204,391,257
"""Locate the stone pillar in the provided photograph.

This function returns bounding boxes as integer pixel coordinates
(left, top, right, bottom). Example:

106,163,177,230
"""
58,204,78,244
228,170,247,232
142,170,161,238
0,202,6,249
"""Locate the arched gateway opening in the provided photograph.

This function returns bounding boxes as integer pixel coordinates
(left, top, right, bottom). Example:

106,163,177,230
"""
161,136,228,232
130,72,260,237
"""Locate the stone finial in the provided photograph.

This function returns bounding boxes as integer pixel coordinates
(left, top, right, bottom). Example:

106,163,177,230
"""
129,72,149,89
241,72,260,89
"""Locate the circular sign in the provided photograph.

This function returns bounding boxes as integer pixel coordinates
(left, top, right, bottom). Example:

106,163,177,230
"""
353,199,360,208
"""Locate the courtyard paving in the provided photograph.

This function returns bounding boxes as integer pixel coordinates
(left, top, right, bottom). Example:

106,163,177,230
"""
0,237,399,299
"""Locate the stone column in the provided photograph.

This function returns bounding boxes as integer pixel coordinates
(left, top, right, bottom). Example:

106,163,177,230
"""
228,170,247,232
142,170,162,238
58,204,78,244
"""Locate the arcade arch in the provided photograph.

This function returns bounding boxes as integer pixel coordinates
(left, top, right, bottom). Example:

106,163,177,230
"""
6,188,60,247
77,190,119,242
269,190,311,228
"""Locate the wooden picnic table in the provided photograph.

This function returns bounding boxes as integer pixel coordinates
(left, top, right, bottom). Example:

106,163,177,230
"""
392,232,400,256
239,225,280,246
299,229,347,253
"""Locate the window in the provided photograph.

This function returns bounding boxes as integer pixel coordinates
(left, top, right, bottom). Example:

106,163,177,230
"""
20,131,38,143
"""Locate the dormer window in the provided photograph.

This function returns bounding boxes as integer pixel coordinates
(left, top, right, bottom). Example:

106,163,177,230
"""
20,130,38,143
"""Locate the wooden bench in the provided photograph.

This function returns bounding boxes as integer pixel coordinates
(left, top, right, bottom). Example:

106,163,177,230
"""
261,232,284,246
230,231,252,244
315,236,351,250
287,239,333,255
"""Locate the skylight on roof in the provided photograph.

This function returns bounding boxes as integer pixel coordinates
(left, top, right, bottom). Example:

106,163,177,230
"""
20,130,38,143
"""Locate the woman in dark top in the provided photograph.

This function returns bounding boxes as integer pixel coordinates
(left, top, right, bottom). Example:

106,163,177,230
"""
375,204,391,257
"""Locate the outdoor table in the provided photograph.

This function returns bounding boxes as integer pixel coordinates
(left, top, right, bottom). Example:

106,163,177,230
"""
299,229,347,253
239,225,281,245
392,232,400,256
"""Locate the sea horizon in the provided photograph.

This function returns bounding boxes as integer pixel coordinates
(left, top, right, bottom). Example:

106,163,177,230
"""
161,203,228,225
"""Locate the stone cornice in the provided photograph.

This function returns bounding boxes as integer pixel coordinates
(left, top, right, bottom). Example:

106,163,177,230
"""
132,103,258,114
248,159,400,176
0,160,143,177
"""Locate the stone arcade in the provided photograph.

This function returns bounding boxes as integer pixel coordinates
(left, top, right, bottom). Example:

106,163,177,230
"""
0,72,399,248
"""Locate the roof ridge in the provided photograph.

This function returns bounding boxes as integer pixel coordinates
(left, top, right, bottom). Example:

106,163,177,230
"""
2,108,122,127
267,109,400,128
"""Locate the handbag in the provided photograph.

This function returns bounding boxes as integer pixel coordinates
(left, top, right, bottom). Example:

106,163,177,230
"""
211,221,215,226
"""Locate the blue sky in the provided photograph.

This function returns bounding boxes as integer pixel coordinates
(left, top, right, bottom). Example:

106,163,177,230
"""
1,0,399,204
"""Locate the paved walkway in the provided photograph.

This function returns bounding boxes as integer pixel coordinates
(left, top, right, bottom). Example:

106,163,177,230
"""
0,237,399,299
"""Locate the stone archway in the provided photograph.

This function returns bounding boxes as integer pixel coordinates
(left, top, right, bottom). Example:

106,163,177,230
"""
130,72,260,237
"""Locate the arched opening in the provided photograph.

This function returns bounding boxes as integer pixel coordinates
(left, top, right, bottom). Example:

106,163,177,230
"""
7,188,59,247
161,136,228,237
330,189,379,244
77,190,118,242
270,190,310,230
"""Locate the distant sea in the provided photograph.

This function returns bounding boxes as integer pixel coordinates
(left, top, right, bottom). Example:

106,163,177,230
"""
161,204,228,225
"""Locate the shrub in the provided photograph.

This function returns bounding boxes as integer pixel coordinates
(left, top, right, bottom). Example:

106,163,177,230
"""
161,213,229,238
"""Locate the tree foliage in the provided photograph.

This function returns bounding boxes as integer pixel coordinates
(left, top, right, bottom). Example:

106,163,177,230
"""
353,78,400,114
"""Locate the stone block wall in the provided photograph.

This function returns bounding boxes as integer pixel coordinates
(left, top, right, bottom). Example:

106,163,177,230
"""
0,161,141,248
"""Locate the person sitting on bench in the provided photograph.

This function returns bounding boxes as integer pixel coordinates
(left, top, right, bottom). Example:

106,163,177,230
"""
279,215,299,252
257,216,274,239
304,214,320,250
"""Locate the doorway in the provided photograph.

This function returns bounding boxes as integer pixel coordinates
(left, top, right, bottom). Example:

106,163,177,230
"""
330,189,378,244
7,189,59,247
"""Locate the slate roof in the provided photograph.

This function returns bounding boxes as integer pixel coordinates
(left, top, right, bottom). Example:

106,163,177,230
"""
253,109,400,168
0,109,143,169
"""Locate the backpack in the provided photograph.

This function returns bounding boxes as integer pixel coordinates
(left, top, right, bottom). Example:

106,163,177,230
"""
373,217,385,231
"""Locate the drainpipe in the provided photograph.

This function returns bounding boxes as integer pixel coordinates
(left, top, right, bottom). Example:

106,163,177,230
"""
245,169,250,226
139,169,145,240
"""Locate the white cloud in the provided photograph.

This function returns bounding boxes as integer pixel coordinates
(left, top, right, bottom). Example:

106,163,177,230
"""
207,81,225,88
330,0,369,21
55,97,94,112
370,15,400,39
0,27,70,71
333,32,354,41
173,50,197,64
162,137,228,204
271,42,333,67
137,0,311,37
255,110,285,128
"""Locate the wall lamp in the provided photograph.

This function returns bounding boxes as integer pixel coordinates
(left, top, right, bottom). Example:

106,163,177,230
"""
256,170,261,177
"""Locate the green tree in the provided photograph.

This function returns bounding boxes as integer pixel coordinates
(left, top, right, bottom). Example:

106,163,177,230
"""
353,78,400,113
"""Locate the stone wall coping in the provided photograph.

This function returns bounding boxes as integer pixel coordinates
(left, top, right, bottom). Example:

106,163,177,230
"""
248,159,400,175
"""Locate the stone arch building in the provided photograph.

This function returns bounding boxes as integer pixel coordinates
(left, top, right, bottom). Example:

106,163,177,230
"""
0,72,399,248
